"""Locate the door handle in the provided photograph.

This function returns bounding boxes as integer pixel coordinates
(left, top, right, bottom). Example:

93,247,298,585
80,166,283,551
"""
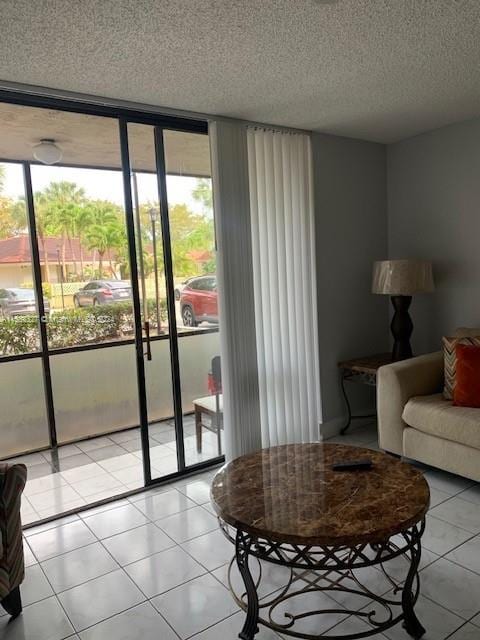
144,320,152,361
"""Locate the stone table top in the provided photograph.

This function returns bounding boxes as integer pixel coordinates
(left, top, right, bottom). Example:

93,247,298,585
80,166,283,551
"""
211,443,429,546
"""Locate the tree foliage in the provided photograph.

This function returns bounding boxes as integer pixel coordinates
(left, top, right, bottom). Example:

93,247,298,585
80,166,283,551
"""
192,178,213,213
0,173,215,281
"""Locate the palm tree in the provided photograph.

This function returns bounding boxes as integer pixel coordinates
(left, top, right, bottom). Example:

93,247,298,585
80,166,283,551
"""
43,182,85,278
31,192,57,283
74,205,93,280
84,201,125,277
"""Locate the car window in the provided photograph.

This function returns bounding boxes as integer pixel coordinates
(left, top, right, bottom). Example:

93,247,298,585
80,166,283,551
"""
189,278,204,291
0,289,7,299
201,278,216,292
85,283,98,290
11,289,35,299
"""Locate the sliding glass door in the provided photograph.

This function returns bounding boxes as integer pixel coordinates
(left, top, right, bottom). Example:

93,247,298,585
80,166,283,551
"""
122,122,223,483
162,130,222,467
0,94,223,520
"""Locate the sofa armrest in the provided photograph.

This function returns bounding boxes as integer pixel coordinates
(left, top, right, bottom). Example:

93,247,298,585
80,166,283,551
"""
377,352,444,455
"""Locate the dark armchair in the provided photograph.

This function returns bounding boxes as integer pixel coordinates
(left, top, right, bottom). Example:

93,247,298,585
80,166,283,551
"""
0,463,27,619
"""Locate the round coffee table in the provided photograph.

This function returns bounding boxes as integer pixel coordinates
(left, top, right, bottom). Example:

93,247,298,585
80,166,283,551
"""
211,443,429,640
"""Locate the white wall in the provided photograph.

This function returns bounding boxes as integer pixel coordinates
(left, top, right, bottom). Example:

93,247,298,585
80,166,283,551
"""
312,133,389,436
387,117,480,354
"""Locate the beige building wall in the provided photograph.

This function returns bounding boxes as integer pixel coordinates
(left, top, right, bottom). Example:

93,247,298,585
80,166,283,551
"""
0,264,34,288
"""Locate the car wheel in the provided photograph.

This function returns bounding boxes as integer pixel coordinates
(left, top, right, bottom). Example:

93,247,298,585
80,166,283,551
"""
93,298,99,307
182,305,197,327
73,296,80,308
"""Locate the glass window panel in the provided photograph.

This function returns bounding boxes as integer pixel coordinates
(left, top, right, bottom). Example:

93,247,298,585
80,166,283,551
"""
178,332,222,466
0,357,49,458
163,129,222,466
144,340,177,477
162,132,216,334
0,162,41,356
50,345,140,443
30,162,134,350
128,122,176,480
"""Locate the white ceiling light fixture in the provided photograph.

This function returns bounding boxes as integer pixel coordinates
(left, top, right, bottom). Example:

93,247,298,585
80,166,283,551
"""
33,139,63,165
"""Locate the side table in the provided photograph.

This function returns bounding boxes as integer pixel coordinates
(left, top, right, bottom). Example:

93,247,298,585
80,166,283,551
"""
211,443,429,640
338,353,393,434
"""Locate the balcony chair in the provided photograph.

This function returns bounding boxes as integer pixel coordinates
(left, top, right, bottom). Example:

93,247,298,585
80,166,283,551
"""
0,463,27,619
193,355,223,456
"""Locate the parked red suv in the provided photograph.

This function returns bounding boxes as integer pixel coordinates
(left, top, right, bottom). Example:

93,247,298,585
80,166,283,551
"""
180,275,218,327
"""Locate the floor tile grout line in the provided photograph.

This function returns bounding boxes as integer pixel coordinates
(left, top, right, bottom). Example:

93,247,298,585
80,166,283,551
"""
177,532,233,575
429,498,480,529
444,619,479,639
184,609,243,640
76,497,133,519
428,550,480,580
121,551,209,601
418,591,474,623
426,511,476,534
151,586,238,640
443,551,480,578
75,597,182,640
423,525,479,560
30,552,80,637
49,560,123,598
28,533,98,565
68,592,149,635
79,503,147,542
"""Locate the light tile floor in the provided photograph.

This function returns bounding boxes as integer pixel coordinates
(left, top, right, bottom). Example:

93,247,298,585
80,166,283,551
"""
2,416,223,525
1,422,480,639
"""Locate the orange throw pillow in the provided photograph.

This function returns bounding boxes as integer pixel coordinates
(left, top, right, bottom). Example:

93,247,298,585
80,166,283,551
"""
454,344,480,408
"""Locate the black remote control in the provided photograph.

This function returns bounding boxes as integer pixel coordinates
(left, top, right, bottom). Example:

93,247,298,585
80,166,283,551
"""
332,459,373,471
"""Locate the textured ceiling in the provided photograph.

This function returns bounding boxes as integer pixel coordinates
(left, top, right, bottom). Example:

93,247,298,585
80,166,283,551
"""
1,0,480,142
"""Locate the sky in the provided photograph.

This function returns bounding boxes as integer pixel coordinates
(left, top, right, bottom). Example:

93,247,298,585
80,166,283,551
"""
1,162,211,217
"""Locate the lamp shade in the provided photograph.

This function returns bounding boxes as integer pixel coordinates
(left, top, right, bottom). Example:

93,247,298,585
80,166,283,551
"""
372,260,434,296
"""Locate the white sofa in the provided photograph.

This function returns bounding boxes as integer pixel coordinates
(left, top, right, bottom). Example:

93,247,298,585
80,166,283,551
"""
377,351,480,482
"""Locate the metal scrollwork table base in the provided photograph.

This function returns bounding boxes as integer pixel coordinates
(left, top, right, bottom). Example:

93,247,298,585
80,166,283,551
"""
220,520,425,640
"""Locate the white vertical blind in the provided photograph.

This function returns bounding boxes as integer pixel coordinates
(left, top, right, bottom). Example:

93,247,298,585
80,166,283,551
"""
209,120,262,460
247,127,321,447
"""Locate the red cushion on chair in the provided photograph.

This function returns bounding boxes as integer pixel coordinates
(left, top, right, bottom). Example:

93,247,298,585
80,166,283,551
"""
453,344,480,408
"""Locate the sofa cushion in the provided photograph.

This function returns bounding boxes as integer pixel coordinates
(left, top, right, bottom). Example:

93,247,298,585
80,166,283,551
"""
403,393,480,450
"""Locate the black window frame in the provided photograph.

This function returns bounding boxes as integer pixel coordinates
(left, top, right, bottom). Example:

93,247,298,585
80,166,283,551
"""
0,89,224,526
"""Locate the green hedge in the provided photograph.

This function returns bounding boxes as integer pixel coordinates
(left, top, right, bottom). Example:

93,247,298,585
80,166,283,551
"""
0,299,168,355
